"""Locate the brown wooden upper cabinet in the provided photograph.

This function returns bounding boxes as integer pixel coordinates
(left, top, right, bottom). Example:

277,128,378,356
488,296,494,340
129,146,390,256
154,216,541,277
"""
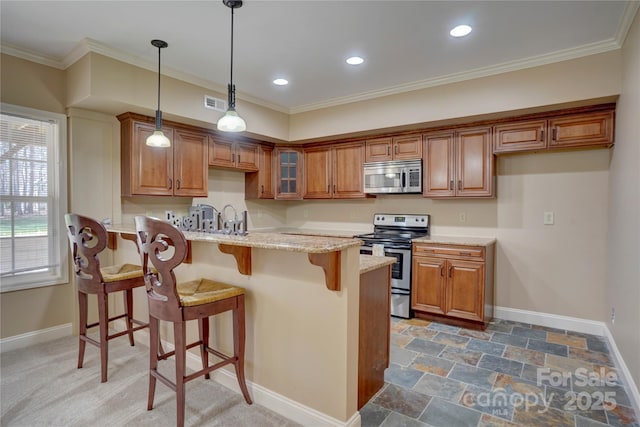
118,113,208,197
365,134,422,162
423,127,494,198
208,137,259,171
275,146,303,200
494,110,614,154
245,144,274,199
304,142,366,199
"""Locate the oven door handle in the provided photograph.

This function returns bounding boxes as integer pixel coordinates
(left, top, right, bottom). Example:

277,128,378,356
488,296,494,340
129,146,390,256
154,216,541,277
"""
361,243,411,251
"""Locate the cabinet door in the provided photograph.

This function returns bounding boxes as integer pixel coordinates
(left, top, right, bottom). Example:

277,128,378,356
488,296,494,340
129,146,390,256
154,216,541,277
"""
235,142,260,171
130,121,174,196
549,111,614,148
493,120,547,153
303,146,332,199
275,148,302,200
393,134,422,160
456,127,494,197
423,132,455,197
173,128,208,197
411,256,446,315
208,137,235,168
365,137,392,162
245,145,274,199
333,142,366,199
445,260,484,322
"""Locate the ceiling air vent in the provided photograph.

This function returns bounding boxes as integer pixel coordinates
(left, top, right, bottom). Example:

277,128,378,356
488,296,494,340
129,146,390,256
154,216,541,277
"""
204,95,226,112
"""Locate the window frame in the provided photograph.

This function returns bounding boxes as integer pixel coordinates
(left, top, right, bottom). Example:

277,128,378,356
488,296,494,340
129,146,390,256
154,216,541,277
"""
0,103,69,293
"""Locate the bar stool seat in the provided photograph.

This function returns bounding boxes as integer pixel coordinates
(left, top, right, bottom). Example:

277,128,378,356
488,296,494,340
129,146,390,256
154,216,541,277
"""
101,264,147,281
64,213,149,383
177,279,244,306
134,215,252,427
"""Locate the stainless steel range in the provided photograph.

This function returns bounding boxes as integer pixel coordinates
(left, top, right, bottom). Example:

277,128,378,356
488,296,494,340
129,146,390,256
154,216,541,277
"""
355,213,430,318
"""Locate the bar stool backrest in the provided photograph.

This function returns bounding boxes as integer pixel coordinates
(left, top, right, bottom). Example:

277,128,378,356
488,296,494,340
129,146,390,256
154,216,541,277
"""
134,215,188,321
64,213,107,287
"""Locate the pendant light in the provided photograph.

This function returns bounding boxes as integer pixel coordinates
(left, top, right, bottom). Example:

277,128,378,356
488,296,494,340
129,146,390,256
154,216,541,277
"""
146,39,171,147
217,0,246,133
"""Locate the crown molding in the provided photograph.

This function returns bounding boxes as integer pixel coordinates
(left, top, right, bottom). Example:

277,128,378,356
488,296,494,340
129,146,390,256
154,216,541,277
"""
3,1,637,116
289,37,622,114
0,42,65,69
615,0,640,46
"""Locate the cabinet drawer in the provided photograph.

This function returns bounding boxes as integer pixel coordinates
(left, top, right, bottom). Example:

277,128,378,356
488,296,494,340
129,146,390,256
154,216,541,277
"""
413,244,485,260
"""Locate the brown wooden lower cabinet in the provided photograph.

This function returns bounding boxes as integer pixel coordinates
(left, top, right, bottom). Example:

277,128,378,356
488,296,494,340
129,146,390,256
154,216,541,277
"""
358,265,391,409
411,242,495,330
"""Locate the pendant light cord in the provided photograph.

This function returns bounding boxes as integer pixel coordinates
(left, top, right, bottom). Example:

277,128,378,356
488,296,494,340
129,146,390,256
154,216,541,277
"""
228,6,236,109
157,44,162,113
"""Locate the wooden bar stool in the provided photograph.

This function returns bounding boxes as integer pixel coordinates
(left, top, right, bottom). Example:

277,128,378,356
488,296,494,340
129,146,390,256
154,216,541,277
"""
133,215,252,427
64,213,149,383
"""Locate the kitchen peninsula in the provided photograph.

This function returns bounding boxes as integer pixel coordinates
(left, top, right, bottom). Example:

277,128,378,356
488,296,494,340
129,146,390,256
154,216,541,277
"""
106,223,395,425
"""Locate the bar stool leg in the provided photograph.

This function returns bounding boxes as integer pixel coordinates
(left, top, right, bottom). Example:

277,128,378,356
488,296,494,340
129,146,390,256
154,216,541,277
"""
233,295,252,404
124,289,135,346
147,316,159,410
97,292,109,383
77,291,88,369
199,318,210,379
174,321,187,427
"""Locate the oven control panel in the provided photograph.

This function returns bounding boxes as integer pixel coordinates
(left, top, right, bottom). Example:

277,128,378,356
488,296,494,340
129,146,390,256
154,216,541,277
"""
373,213,429,228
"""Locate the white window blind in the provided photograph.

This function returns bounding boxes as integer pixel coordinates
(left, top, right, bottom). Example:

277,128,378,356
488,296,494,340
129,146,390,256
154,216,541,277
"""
0,104,68,292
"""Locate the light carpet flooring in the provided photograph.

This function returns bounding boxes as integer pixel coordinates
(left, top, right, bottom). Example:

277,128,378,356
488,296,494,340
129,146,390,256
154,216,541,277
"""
0,334,301,427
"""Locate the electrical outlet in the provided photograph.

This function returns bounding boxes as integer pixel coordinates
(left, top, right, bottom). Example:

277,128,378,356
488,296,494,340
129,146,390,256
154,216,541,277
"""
458,212,466,223
544,211,554,225
611,307,616,324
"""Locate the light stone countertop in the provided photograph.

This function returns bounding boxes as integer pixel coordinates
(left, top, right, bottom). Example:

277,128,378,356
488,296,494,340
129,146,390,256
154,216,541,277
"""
412,235,496,247
359,255,397,274
265,227,365,238
106,224,362,254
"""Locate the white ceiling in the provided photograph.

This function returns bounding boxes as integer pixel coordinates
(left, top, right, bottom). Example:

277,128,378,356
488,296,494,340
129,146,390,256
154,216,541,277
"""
1,1,638,114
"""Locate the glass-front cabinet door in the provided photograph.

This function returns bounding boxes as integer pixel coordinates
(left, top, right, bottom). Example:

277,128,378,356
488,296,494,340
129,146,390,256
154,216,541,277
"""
275,147,303,200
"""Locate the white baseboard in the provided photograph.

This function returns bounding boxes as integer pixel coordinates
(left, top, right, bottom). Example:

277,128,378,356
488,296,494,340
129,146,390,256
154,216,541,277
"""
113,320,360,427
602,325,640,419
0,323,72,353
494,306,606,336
494,306,640,417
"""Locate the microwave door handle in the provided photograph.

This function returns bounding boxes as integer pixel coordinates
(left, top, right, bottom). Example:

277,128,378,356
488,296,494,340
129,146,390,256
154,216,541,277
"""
401,170,406,190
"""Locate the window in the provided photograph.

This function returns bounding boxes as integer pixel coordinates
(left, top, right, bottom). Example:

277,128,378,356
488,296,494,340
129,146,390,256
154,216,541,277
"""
0,103,68,292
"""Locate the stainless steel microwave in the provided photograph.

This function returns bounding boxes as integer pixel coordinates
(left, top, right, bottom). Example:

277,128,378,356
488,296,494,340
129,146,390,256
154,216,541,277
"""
363,159,422,194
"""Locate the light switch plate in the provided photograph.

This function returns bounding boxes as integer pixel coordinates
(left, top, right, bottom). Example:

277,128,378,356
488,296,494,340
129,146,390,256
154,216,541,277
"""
544,211,554,225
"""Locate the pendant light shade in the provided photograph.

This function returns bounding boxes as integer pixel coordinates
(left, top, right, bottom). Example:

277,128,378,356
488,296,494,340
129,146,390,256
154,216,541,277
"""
146,39,171,147
218,0,246,133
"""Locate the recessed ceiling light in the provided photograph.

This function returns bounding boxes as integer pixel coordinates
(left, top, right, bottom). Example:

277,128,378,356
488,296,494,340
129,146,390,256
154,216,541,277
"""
450,24,472,37
346,56,364,65
273,78,289,86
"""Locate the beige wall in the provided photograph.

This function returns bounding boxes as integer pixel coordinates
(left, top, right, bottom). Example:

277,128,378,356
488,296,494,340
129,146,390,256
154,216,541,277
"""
607,10,640,386
0,54,72,338
67,53,290,142
289,51,622,141
283,148,610,321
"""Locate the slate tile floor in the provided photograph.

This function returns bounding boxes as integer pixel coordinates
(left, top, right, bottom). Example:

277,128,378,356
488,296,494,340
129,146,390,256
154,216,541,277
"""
361,318,639,427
